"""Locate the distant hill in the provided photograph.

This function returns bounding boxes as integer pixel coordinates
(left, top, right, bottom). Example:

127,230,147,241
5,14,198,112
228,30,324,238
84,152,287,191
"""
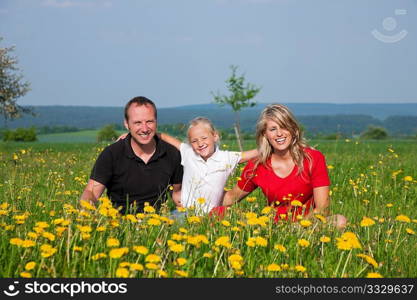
1,103,417,136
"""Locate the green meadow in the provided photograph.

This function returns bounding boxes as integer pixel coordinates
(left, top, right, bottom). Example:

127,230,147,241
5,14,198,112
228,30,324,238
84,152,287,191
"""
0,138,416,278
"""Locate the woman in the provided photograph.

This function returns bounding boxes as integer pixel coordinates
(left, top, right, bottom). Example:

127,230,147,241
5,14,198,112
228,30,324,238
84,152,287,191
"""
222,104,346,228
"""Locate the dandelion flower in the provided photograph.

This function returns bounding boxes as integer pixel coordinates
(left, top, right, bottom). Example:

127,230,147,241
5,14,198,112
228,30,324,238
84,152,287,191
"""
320,236,331,243
115,267,129,278
176,258,187,266
20,272,32,278
109,247,129,259
366,272,383,278
405,228,415,235
299,219,312,227
175,270,188,277
267,264,282,272
145,263,159,270
360,217,376,227
25,262,36,271
145,254,161,263
187,216,201,224
298,239,310,248
169,243,185,253
395,215,411,223
130,263,144,271
295,265,306,272
274,244,287,253
133,246,149,255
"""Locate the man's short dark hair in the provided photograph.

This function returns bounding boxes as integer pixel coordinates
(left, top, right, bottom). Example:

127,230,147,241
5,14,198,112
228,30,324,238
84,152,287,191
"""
124,96,157,121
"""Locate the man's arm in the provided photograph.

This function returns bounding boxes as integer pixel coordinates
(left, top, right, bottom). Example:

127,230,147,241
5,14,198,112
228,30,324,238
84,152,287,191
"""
223,185,251,206
80,179,106,206
171,183,182,207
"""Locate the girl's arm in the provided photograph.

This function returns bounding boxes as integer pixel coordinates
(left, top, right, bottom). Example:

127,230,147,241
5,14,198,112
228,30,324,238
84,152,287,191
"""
159,133,181,150
239,149,258,163
223,185,251,206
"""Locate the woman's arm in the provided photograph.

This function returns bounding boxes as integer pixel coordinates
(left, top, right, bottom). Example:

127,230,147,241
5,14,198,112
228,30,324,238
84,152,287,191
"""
159,133,182,150
312,186,330,215
223,185,251,206
239,149,258,163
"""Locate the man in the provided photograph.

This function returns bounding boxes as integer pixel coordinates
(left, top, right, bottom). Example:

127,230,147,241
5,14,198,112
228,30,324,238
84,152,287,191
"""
80,96,183,213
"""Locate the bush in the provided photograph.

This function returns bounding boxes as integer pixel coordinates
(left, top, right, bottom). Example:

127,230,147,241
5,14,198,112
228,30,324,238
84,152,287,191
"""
2,127,37,142
360,126,388,140
97,124,118,142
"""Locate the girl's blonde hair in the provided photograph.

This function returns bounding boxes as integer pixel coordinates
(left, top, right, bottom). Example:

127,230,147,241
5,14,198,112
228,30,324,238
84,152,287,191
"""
187,117,219,141
255,104,311,175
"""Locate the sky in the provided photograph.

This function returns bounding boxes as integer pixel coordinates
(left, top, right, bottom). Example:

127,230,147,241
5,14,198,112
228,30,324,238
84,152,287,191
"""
1,0,416,108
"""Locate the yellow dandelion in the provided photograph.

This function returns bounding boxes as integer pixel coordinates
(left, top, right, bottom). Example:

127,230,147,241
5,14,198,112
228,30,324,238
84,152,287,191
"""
147,218,161,226
215,236,232,248
73,246,83,252
107,238,120,248
314,214,327,223
405,228,415,235
360,217,376,227
187,216,201,224
256,236,268,247
267,263,282,272
130,263,144,271
144,205,156,213
386,203,393,208
20,272,32,278
320,236,331,243
295,265,306,272
21,240,36,248
109,247,129,259
91,253,107,260
203,252,213,258
197,197,206,204
261,206,273,215
176,258,187,266
115,268,129,278
290,200,303,207
357,254,378,268
158,270,168,278
403,176,413,182
133,245,149,255
366,272,383,278
10,238,23,246
299,219,312,228
145,263,159,270
396,215,411,223
221,220,231,227
336,232,362,250
174,270,188,277
169,243,185,253
145,254,161,263
298,239,310,248
25,262,36,271
274,244,287,253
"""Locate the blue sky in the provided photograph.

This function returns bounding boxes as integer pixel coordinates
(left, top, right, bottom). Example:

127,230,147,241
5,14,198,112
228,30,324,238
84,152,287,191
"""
1,0,416,107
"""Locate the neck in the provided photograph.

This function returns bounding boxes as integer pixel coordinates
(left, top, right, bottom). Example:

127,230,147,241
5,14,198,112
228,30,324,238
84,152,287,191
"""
271,148,292,161
130,136,156,157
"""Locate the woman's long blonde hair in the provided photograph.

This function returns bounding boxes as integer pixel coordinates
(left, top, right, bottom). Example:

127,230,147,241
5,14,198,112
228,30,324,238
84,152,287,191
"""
254,104,311,175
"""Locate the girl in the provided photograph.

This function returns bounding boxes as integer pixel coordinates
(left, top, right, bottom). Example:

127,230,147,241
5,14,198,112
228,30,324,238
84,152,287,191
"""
162,117,257,214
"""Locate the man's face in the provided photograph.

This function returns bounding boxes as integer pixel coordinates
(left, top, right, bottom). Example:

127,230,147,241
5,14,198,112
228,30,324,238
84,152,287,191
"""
124,104,157,146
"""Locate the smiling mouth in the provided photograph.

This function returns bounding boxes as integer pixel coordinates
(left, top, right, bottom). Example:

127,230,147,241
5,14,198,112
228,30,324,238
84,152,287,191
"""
275,137,287,144
138,132,151,137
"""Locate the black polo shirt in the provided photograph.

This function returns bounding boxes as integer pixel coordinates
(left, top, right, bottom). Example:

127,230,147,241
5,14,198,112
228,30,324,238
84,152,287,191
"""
90,134,183,212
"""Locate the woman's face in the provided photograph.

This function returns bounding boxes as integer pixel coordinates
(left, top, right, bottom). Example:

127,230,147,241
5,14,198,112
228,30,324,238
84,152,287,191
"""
264,119,293,153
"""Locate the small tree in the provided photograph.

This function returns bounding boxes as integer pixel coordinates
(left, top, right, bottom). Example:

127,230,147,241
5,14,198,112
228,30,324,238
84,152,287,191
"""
0,37,31,127
97,124,118,142
360,126,388,140
212,65,261,151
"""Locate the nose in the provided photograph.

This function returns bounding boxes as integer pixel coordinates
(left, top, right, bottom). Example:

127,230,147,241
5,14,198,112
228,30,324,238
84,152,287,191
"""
276,127,283,136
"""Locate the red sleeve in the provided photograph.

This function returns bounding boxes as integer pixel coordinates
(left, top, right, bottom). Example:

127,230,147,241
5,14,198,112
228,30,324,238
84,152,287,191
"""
237,160,258,192
309,150,330,188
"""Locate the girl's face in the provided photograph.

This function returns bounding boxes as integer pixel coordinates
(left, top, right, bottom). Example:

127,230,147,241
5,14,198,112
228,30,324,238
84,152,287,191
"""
264,119,293,153
188,124,219,161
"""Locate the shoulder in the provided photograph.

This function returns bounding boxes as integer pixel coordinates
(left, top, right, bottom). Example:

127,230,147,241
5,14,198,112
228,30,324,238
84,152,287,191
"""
161,140,181,157
304,147,325,160
99,139,125,157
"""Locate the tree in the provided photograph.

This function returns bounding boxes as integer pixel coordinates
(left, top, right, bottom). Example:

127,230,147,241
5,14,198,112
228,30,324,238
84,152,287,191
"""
97,124,119,142
0,37,31,127
360,125,388,140
212,65,261,151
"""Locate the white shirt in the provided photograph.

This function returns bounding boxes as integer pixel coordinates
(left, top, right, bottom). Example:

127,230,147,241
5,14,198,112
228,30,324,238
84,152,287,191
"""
180,143,242,214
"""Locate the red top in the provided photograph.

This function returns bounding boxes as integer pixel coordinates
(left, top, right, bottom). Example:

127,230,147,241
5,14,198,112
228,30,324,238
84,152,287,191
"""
237,148,330,221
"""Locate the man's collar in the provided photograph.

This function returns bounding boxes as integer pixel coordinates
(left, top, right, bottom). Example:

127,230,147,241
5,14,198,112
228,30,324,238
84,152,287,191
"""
124,133,166,160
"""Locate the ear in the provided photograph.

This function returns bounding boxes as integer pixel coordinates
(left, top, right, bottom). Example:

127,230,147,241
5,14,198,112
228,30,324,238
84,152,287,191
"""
213,131,220,142
124,119,129,131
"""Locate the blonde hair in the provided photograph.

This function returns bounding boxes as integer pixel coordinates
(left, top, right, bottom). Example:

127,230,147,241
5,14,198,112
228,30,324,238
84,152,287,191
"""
254,104,311,175
187,117,219,142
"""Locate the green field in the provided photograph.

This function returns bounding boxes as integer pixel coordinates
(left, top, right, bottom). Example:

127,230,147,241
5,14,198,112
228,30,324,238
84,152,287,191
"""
0,139,416,278
37,130,127,143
